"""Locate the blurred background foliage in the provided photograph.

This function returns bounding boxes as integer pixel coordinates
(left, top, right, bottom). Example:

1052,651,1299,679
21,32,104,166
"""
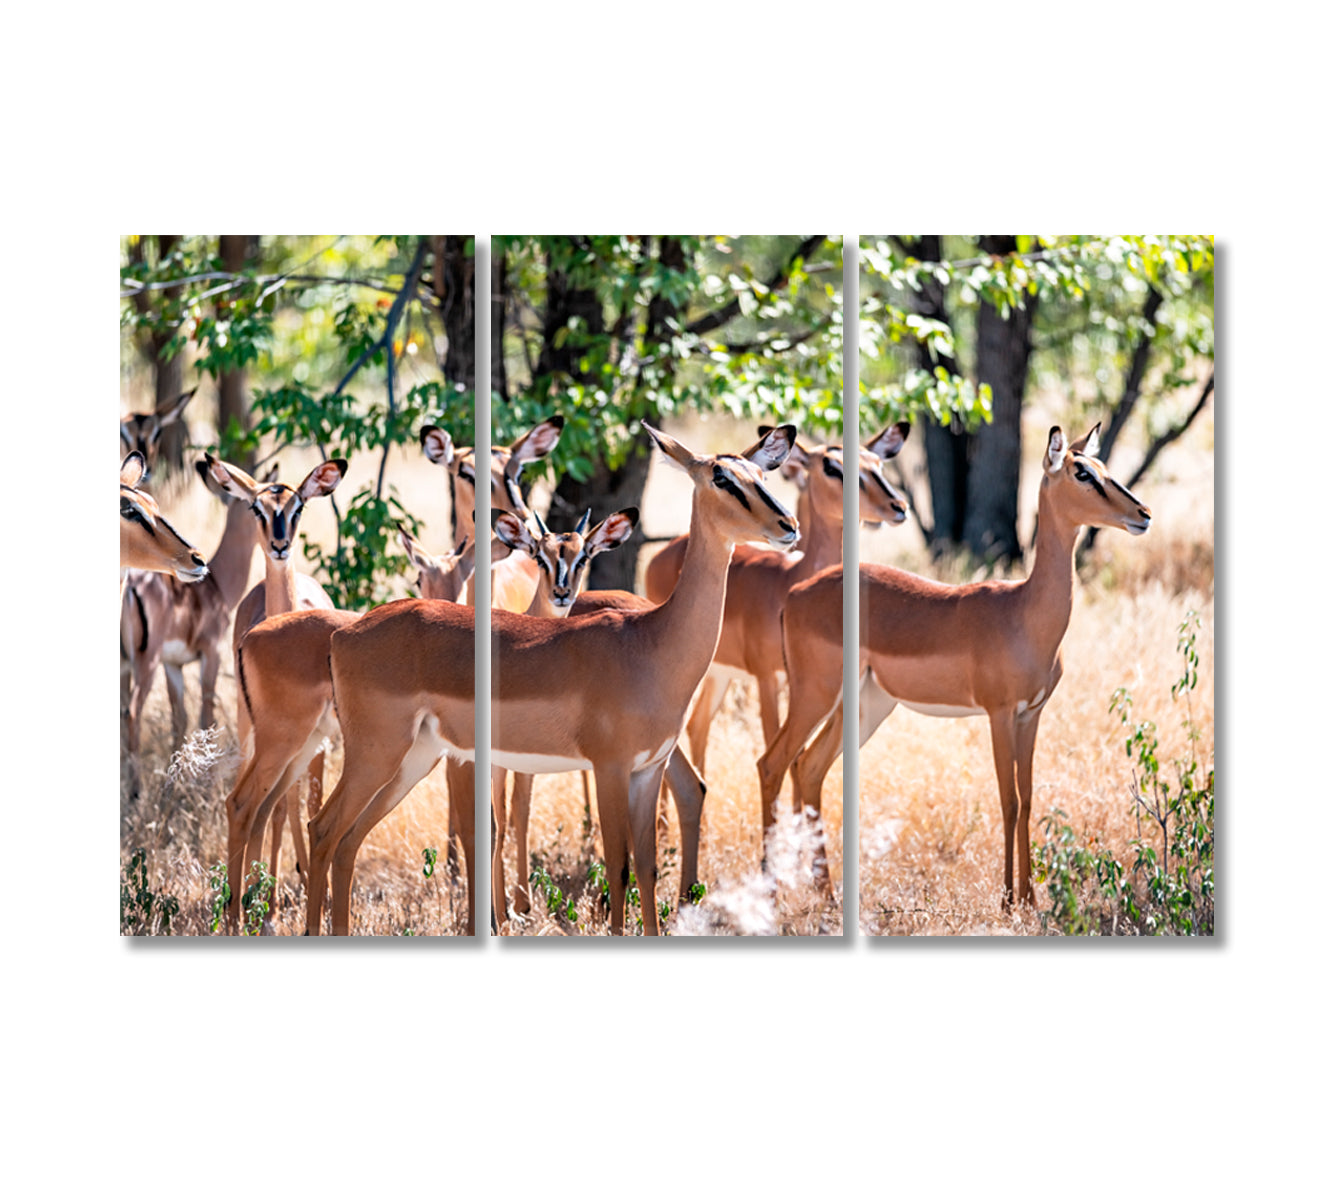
120,233,1212,601
861,234,1213,562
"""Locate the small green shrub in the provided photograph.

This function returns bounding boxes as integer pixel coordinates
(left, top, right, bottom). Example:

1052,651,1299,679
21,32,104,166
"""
1034,610,1214,935
120,849,180,936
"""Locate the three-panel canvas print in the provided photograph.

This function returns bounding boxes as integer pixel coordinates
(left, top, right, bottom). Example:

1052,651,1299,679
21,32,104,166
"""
119,234,1215,938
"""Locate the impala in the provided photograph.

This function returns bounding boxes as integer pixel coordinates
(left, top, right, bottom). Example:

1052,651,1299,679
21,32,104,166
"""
305,423,797,936
204,453,346,892
645,424,909,777
119,452,208,583
120,388,195,481
121,461,270,761
421,416,565,878
490,505,638,923
222,531,480,934
756,424,1151,905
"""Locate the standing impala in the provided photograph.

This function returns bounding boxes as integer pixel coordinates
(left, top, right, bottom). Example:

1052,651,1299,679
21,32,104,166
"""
645,424,909,778
305,424,798,936
756,424,1151,905
222,531,481,934
421,416,565,877
121,460,270,762
490,505,638,923
204,453,346,893
119,452,208,584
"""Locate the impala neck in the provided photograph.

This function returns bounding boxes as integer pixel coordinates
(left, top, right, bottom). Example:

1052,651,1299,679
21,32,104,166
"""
261,553,301,617
209,500,259,610
649,499,736,708
794,494,844,580
1020,483,1080,655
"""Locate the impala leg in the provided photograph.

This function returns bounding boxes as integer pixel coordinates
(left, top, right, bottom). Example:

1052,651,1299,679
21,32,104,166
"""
1014,708,1043,906
329,734,444,936
287,749,325,888
444,759,476,929
266,792,288,910
685,673,724,776
306,721,414,936
987,709,1020,910
490,765,508,927
449,762,476,936
242,762,305,933
511,773,534,915
792,702,846,887
664,747,705,902
198,646,221,733
629,762,668,936
594,766,632,935
757,674,842,863
163,662,188,749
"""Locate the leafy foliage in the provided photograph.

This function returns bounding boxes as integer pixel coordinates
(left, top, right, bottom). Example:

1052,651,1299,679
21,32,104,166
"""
120,848,180,936
1033,610,1214,935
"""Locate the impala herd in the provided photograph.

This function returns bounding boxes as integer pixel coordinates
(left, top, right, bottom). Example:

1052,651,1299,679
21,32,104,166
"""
119,391,1151,935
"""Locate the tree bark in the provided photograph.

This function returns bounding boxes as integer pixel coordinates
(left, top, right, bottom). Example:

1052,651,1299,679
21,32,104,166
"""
217,234,256,468
962,235,1036,564
431,235,476,390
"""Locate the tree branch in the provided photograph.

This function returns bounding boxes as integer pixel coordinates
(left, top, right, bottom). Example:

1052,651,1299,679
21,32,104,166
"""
1099,286,1164,465
685,235,828,337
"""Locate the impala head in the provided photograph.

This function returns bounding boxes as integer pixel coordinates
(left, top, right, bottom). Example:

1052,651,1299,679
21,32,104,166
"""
119,389,195,482
397,524,480,603
645,423,799,550
1043,424,1152,536
120,452,208,581
204,454,347,562
798,422,911,528
421,415,565,535
493,506,638,612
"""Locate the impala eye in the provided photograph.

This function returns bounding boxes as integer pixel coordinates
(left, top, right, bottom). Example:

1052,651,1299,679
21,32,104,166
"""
1074,466,1091,483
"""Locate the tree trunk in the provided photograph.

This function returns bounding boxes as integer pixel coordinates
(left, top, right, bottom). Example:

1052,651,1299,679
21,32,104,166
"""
491,245,508,400
548,236,681,592
900,236,969,549
217,235,256,468
432,235,476,390
962,235,1036,564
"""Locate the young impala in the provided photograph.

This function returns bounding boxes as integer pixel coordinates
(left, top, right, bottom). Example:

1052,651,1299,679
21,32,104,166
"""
756,424,1151,905
305,424,798,936
204,453,346,892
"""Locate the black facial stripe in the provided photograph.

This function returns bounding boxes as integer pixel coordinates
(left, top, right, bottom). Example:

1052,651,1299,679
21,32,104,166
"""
715,471,752,510
864,470,896,499
821,456,844,481
504,475,524,510
158,515,192,548
1108,477,1138,504
121,500,156,537
754,482,788,517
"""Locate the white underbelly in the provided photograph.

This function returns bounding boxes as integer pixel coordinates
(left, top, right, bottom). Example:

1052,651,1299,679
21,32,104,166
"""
894,698,986,719
491,750,590,774
162,639,195,666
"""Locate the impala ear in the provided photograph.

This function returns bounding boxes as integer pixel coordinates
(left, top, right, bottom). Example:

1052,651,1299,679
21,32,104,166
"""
493,509,536,554
204,453,261,502
741,424,796,472
508,416,565,471
489,533,516,565
260,462,280,485
1044,427,1068,475
157,387,196,425
298,459,347,501
643,422,694,470
866,421,910,460
1071,423,1101,459
421,426,455,466
396,522,432,570
121,452,147,489
586,507,639,556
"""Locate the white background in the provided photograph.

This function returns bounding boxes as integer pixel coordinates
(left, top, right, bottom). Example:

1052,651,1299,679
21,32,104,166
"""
5,3,1323,1196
